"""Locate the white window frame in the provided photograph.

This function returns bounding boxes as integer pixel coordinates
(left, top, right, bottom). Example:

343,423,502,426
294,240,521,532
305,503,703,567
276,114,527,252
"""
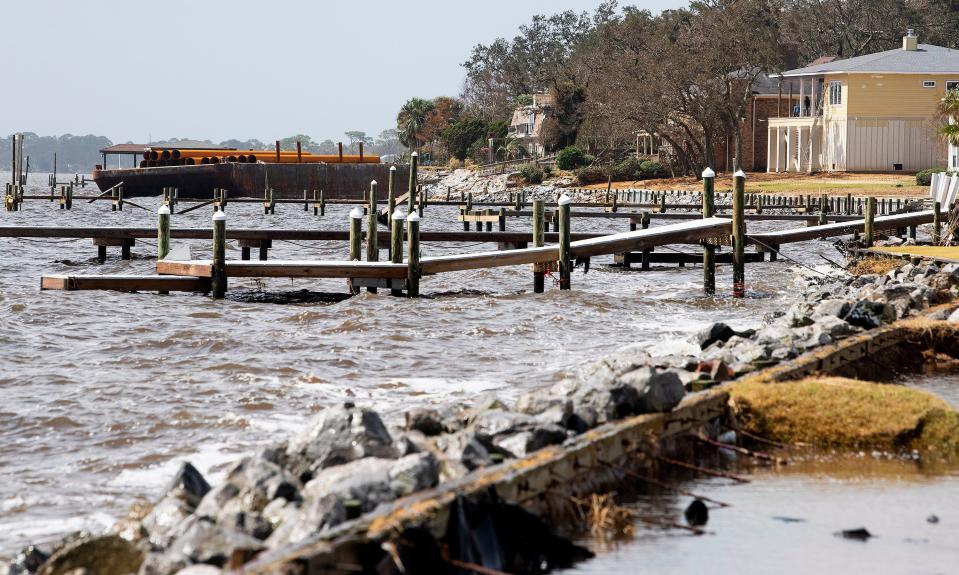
923,80,937,88
828,81,842,105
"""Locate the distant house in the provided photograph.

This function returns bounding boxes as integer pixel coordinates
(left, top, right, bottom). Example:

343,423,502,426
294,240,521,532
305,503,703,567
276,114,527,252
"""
508,92,554,157
768,31,958,173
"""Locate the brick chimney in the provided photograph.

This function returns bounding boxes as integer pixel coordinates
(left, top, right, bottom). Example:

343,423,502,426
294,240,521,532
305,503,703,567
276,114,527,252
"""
904,29,918,51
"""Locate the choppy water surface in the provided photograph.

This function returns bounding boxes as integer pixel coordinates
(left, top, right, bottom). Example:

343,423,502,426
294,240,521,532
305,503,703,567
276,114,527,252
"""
0,173,948,563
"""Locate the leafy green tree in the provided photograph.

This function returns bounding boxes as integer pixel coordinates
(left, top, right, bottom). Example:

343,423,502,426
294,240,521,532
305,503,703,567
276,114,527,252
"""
396,97,435,150
441,118,488,160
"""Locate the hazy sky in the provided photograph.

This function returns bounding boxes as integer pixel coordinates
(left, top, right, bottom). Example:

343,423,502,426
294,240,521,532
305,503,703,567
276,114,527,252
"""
2,0,684,144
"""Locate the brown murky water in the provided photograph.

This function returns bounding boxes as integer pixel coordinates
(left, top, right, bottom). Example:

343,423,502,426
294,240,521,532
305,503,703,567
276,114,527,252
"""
565,455,959,575
0,172,945,564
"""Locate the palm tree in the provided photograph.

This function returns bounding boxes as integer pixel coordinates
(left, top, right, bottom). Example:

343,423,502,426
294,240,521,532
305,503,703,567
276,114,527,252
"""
939,89,959,145
496,135,527,161
396,98,435,151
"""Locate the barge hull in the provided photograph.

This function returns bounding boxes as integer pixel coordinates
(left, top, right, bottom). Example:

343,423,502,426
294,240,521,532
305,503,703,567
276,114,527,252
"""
92,162,407,199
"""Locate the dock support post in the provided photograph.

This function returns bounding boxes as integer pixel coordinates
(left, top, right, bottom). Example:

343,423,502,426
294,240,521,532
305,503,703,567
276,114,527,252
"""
320,190,325,216
641,212,651,271
934,201,942,244
313,189,319,216
498,207,506,231
558,194,572,290
212,210,227,299
702,168,716,295
303,190,308,211
117,184,124,211
407,212,420,298
533,199,545,293
388,165,397,227
269,189,275,215
157,205,170,260
390,210,406,297
732,170,746,298
864,197,876,248
97,245,106,264
407,152,418,214
367,181,379,294
349,207,363,295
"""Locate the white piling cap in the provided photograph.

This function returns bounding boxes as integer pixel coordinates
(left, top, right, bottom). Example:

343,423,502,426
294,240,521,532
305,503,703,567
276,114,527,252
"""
371,180,377,186
392,209,407,220
411,151,418,158
390,165,396,171
558,194,572,205
407,212,421,222
734,169,747,179
349,207,364,219
158,205,170,215
212,210,226,221
702,168,715,178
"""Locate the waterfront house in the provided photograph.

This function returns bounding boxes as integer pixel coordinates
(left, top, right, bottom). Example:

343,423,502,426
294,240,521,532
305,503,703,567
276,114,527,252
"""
507,91,554,157
768,31,959,173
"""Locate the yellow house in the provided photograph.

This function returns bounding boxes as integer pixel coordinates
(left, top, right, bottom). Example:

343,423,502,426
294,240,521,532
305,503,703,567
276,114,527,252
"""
768,31,957,173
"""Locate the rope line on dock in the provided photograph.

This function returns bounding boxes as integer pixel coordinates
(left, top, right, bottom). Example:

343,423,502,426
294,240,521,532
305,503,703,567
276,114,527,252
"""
746,235,828,277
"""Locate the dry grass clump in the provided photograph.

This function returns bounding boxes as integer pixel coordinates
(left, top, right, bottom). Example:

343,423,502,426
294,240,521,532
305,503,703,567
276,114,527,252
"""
847,257,902,276
571,493,635,541
729,377,959,457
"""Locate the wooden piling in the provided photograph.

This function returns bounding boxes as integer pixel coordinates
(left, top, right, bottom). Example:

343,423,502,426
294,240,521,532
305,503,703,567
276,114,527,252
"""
702,168,716,295
732,171,746,298
212,210,227,299
390,210,406,297
388,166,397,226
303,190,309,211
532,199,545,293
157,205,171,260
558,194,572,290
640,212,651,271
864,197,876,247
407,212,421,298
320,190,325,216
407,152,418,214
367,182,379,260
349,207,363,261
934,201,942,244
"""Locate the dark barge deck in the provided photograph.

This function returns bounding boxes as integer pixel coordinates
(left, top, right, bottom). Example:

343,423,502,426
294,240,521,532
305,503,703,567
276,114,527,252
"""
92,162,406,199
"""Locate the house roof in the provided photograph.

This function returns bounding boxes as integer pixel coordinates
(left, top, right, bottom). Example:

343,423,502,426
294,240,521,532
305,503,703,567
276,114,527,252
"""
782,44,959,77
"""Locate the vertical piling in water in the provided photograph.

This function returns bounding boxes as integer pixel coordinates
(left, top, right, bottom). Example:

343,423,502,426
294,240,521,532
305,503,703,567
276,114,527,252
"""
66,185,73,210
269,189,276,215
498,207,507,231
212,210,227,299
418,185,425,217
320,190,326,216
407,212,421,298
157,205,171,260
640,212,651,271
558,194,572,290
312,189,318,215
702,168,716,295
407,152,418,214
864,197,876,247
388,166,397,227
303,190,308,211
390,210,406,297
366,182,380,294
349,207,363,261
934,201,942,244
533,199,545,293
732,170,746,298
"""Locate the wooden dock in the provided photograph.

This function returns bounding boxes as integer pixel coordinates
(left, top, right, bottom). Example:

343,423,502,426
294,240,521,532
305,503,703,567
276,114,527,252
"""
40,274,210,292
749,209,934,250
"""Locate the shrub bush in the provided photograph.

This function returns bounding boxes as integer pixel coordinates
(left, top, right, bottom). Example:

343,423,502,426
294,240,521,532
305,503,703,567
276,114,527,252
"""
917,168,951,186
447,157,464,170
519,163,544,184
556,146,587,170
640,160,665,178
542,165,553,178
610,157,643,180
574,165,610,185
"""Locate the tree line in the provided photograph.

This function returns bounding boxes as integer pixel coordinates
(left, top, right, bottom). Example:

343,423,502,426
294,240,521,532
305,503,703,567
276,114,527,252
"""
1,130,405,174
396,0,959,173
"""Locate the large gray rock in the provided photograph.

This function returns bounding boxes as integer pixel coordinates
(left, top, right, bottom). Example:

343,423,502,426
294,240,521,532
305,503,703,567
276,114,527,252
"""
622,368,685,413
142,463,212,548
285,403,397,479
436,430,493,472
143,519,264,573
264,495,345,549
195,456,300,524
696,322,755,350
388,452,439,497
301,457,394,513
491,427,568,458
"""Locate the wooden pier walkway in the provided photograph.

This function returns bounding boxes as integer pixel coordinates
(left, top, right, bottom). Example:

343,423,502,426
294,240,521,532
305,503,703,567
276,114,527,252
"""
749,210,934,251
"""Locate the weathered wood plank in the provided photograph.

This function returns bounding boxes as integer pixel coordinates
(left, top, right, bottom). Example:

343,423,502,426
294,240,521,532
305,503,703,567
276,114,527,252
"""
40,274,210,292
157,260,408,279
750,210,933,245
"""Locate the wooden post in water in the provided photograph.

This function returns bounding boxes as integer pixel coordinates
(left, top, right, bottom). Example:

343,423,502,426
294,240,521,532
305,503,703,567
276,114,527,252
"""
558,194,572,290
157,205,171,260
864,197,876,247
532,199,545,293
702,168,716,295
732,170,746,298
418,185,425,217
407,212,421,298
407,152,418,214
312,189,318,215
934,201,942,244
269,189,276,215
640,212,651,271
390,209,406,297
66,185,73,210
212,210,227,299
366,182,380,293
303,190,309,211
349,207,363,261
320,190,325,216
498,207,506,231
387,166,397,226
